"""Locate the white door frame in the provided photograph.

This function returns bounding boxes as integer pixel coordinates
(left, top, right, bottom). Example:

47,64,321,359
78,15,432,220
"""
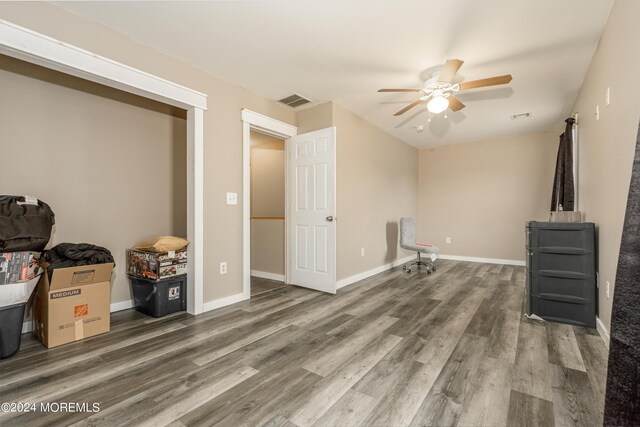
0,20,208,314
241,109,297,298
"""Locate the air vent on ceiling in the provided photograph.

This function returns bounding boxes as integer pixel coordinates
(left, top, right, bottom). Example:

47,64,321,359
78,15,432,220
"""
511,112,532,120
278,93,312,108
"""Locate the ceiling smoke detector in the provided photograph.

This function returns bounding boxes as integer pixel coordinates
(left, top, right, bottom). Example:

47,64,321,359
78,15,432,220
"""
511,112,532,120
277,93,312,108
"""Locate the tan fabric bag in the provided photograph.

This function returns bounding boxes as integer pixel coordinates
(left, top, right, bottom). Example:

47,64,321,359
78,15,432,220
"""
134,236,189,253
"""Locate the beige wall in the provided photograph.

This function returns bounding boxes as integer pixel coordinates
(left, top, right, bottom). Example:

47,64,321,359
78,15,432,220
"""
250,221,285,276
418,131,559,261
250,131,285,276
572,0,640,331
296,102,333,134
331,103,419,280
250,132,285,217
0,2,296,303
0,55,186,307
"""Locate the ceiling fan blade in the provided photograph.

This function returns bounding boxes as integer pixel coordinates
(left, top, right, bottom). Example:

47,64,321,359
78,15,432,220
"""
394,99,423,116
459,74,513,91
448,96,465,112
378,88,422,92
438,59,464,83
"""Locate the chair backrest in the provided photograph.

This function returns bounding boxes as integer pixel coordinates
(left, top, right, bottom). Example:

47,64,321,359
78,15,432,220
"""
400,217,416,247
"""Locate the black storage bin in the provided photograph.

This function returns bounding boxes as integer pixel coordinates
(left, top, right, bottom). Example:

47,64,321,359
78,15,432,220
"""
0,303,26,359
129,275,186,318
526,221,597,328
0,195,55,252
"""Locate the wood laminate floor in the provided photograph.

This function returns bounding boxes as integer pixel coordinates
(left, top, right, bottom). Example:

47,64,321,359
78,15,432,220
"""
251,276,288,297
0,260,608,427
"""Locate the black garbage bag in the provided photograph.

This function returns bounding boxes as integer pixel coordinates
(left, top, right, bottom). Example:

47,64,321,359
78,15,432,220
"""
0,196,55,252
42,243,114,278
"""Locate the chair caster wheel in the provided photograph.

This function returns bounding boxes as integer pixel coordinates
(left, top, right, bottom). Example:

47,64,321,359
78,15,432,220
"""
406,269,412,273
432,266,437,272
402,265,407,271
427,270,432,275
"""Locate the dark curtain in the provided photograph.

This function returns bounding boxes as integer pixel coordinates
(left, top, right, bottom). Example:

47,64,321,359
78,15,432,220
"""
551,118,575,211
604,121,640,426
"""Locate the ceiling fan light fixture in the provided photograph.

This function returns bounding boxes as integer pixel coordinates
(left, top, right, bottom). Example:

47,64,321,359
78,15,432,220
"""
379,59,513,117
427,95,449,114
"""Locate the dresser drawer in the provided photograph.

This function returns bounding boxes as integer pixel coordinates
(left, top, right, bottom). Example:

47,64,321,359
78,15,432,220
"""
531,273,595,303
530,296,595,328
529,226,595,253
532,252,594,276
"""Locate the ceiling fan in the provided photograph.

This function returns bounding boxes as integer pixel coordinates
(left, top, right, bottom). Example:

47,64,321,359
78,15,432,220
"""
378,59,512,116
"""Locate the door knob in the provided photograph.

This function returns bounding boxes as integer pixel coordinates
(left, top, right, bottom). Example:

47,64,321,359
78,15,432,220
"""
326,216,334,222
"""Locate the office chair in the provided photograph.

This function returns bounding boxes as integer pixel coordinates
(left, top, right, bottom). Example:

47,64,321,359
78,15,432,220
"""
399,217,439,274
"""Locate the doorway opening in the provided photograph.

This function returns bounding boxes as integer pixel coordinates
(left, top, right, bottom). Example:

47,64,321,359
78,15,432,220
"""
249,130,288,297
241,109,336,298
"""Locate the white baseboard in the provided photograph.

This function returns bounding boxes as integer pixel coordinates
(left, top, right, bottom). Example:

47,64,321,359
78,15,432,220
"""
336,255,415,290
21,299,136,333
110,299,135,312
250,270,285,282
203,292,248,313
596,316,610,348
439,254,526,266
336,254,525,290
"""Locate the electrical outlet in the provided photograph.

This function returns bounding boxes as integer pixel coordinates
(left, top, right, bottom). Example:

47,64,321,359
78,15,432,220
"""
606,280,610,298
595,104,600,120
446,237,451,244
361,248,365,257
226,192,238,205
220,262,227,275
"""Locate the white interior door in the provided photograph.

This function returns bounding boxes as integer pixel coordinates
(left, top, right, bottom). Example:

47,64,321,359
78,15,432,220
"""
288,127,336,294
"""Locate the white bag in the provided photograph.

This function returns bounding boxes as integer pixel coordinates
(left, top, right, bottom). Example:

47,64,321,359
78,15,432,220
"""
0,275,40,307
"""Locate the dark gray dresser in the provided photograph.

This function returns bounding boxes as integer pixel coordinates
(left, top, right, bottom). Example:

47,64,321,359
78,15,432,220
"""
526,221,597,328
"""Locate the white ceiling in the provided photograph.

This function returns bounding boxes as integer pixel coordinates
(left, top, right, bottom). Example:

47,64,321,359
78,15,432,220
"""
53,0,613,148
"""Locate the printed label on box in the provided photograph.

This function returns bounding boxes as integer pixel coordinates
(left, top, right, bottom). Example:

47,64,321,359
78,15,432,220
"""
51,289,81,299
159,265,177,276
74,304,89,317
168,286,180,300
176,264,187,275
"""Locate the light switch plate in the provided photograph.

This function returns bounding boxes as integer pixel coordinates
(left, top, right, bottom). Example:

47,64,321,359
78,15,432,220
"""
226,192,238,205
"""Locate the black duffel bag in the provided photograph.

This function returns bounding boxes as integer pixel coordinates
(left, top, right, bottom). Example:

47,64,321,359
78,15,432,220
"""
0,196,55,252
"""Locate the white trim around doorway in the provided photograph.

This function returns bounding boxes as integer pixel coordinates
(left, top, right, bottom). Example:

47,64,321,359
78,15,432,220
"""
241,109,297,299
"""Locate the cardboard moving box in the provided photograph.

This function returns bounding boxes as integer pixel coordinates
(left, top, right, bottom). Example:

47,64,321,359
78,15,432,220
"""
126,248,187,281
33,263,114,348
